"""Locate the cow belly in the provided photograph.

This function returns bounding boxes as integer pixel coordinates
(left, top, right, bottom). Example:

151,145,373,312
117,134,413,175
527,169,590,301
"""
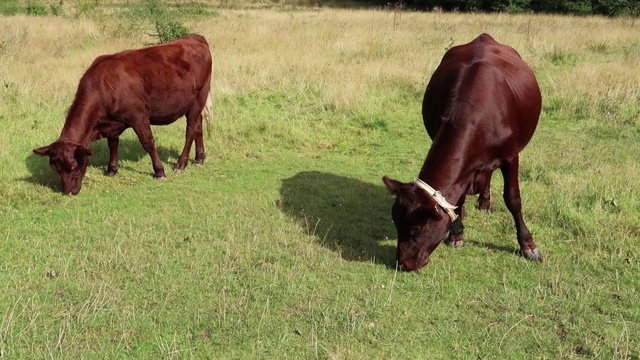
149,113,187,125
467,169,495,195
149,102,192,125
148,94,194,124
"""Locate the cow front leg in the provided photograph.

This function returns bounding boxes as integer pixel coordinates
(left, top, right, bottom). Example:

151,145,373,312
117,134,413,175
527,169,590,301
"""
106,137,119,176
500,157,542,261
131,120,166,179
445,198,465,247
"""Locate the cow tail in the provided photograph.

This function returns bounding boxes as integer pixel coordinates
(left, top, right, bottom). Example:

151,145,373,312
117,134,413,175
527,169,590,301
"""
202,92,213,138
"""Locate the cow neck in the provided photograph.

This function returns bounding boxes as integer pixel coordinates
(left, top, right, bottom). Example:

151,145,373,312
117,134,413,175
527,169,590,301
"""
417,131,474,208
58,102,99,147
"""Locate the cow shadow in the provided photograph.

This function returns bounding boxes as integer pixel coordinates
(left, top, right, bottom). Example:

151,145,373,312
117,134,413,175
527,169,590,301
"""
23,138,180,191
279,171,397,268
465,239,525,257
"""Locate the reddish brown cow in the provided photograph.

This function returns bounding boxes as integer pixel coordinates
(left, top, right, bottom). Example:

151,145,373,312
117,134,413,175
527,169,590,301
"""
383,33,542,271
33,34,213,195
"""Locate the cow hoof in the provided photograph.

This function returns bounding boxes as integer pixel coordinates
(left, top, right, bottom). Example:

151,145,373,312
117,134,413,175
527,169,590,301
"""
105,170,117,177
153,174,167,180
173,167,184,173
477,202,491,212
195,159,204,166
522,248,543,261
445,238,464,247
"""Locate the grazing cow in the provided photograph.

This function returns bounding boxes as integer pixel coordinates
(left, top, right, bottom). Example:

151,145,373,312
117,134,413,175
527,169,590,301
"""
382,33,542,271
33,34,213,195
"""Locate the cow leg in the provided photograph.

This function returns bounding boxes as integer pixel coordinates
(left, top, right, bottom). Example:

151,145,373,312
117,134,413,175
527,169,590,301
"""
193,91,211,166
130,119,166,179
478,185,491,211
175,106,204,171
476,170,492,211
445,198,466,247
106,137,119,176
500,157,542,260
194,118,205,165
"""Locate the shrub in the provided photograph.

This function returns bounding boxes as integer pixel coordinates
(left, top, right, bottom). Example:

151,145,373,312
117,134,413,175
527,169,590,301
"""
26,2,48,16
143,0,191,43
152,17,190,43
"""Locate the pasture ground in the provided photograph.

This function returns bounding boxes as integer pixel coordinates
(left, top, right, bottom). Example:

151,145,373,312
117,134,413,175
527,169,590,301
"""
1,4,639,359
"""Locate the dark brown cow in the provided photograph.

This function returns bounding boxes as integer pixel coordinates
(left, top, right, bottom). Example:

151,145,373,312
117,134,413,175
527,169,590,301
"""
383,33,542,271
33,34,213,195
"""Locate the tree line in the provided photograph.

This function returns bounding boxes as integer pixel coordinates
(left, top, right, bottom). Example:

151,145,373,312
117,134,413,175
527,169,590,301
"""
355,0,640,16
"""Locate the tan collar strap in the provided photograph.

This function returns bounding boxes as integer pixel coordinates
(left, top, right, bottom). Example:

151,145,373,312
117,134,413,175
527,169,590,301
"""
415,179,459,222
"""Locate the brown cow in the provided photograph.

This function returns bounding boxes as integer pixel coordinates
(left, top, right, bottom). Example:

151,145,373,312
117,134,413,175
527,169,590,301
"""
383,33,542,271
33,34,213,195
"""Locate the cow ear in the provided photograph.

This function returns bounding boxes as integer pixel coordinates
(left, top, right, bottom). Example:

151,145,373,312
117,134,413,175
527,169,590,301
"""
430,205,444,221
412,204,444,224
33,145,51,156
75,145,93,157
382,176,405,195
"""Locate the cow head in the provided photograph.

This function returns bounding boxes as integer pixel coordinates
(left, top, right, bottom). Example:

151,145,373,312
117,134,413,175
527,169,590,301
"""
382,176,449,271
33,141,93,195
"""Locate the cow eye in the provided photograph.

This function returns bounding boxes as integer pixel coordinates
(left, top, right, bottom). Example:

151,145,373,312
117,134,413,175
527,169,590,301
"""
49,160,60,172
409,225,421,235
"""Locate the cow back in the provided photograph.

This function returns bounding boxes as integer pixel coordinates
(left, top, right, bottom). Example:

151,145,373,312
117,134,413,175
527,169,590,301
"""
77,34,212,126
422,33,541,153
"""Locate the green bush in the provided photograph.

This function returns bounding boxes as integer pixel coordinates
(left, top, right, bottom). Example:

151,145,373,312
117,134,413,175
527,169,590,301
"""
143,0,191,43
152,17,190,43
26,2,47,16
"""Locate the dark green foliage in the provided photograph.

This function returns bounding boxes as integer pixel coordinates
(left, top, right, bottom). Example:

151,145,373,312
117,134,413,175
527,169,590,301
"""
26,2,47,16
152,17,190,43
2,0,636,18
530,0,592,14
591,0,640,15
143,0,191,43
395,0,639,15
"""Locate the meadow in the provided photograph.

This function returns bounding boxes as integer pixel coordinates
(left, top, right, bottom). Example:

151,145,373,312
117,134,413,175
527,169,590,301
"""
1,2,639,358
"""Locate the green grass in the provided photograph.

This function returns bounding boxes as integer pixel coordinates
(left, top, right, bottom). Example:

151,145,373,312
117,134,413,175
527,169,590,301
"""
1,7,640,359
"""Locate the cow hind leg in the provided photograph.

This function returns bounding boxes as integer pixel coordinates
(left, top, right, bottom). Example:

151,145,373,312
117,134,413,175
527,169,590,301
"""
193,117,205,165
197,94,213,164
106,137,119,176
500,157,542,261
175,98,207,171
130,117,166,179
478,187,491,211
476,170,492,211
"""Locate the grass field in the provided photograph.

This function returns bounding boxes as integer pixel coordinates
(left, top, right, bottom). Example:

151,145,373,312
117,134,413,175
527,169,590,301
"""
1,3,639,358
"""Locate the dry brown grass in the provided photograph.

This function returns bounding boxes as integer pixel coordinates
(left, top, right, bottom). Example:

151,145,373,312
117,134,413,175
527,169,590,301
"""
2,8,638,178
3,9,639,113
